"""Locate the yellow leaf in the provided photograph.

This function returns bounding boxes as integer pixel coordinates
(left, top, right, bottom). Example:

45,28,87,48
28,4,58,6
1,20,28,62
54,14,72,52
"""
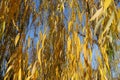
32,61,37,76
103,12,114,35
18,68,22,80
70,0,73,8
118,9,120,19
6,65,13,74
7,53,17,66
26,76,32,80
68,21,73,32
38,48,42,65
78,11,82,21
12,19,19,31
104,0,112,11
73,31,81,59
77,37,81,54
15,33,20,46
117,20,120,32
94,17,104,35
42,34,46,47
27,36,31,48
4,75,8,80
0,15,4,19
83,42,88,60
60,3,64,12
99,68,104,80
67,36,71,51
106,35,112,43
90,7,103,21
2,21,5,33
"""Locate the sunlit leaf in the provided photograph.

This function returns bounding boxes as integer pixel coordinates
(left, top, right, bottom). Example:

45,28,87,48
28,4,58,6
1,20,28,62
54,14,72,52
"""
27,36,31,48
32,62,37,76
15,33,20,46
78,10,82,21
104,0,112,11
103,12,114,35
117,20,120,32
106,35,112,43
1,0,120,80
68,21,73,32
7,53,17,66
12,19,19,31
42,34,46,47
38,48,42,65
6,65,13,74
90,7,103,21
94,17,104,35
2,21,5,33
18,68,22,80
67,36,71,51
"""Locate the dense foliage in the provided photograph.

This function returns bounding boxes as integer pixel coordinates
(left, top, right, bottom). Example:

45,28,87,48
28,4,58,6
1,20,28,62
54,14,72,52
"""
0,0,120,80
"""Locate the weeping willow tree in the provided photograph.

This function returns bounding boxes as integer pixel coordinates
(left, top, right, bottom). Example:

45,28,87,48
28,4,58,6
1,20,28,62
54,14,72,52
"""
0,0,120,80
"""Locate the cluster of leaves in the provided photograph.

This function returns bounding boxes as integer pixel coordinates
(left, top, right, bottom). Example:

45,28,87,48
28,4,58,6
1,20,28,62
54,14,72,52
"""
0,0,120,80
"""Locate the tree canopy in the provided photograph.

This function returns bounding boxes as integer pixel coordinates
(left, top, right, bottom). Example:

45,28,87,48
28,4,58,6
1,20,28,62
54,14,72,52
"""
0,0,120,80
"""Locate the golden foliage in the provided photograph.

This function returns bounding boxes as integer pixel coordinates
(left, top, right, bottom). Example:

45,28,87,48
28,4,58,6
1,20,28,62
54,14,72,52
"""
0,0,120,80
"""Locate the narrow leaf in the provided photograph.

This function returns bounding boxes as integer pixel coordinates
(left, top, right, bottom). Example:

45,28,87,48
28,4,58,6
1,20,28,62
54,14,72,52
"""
104,0,112,11
90,7,103,21
18,68,22,80
103,12,114,35
27,36,31,48
2,21,5,33
32,61,37,75
15,33,20,46
68,21,73,32
67,36,71,51
38,48,42,65
6,65,13,74
94,17,104,35
117,20,120,32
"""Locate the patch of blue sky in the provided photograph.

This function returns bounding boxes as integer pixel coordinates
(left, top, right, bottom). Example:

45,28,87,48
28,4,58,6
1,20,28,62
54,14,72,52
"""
34,0,40,11
117,2,120,8
116,39,120,45
118,63,120,68
92,44,100,69
63,5,69,29
94,0,99,4
80,52,85,66
82,14,86,27
25,13,33,40
118,63,120,74
63,4,69,20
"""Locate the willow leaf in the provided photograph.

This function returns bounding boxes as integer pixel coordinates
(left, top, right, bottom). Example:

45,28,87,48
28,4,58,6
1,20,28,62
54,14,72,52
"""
2,21,5,33
90,7,103,21
117,20,120,32
15,33,20,46
94,17,104,35
103,12,114,35
104,0,112,11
